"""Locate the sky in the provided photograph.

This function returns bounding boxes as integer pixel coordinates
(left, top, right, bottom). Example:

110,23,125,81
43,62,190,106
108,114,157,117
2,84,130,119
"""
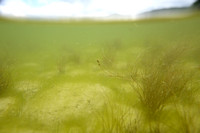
0,0,196,19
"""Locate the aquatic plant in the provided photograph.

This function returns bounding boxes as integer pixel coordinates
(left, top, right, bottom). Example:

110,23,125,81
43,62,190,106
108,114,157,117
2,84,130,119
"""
57,48,81,74
0,58,12,95
98,44,198,132
100,46,117,70
95,102,139,133
131,45,192,120
57,54,67,74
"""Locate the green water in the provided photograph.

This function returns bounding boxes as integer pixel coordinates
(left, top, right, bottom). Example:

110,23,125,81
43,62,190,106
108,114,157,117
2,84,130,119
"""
0,14,200,133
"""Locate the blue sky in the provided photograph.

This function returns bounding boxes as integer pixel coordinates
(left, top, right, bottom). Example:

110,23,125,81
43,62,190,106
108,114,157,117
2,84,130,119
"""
0,0,196,18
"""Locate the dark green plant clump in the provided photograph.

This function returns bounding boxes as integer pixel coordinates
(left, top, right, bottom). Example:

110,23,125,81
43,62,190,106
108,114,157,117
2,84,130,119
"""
98,44,199,132
132,46,191,119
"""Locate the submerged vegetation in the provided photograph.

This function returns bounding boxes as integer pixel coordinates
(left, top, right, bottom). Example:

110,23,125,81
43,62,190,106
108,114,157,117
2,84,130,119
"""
0,14,200,133
98,44,199,133
132,46,192,119
0,56,13,96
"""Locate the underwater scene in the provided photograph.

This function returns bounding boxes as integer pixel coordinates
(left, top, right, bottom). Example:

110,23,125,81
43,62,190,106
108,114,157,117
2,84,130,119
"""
1,11,200,133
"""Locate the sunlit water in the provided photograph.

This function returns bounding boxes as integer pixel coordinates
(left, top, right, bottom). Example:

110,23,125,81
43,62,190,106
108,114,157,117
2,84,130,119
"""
0,12,200,133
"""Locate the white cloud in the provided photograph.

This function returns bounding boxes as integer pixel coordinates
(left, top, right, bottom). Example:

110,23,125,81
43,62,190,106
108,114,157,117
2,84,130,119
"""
37,0,49,5
0,0,30,17
0,0,196,18
0,0,85,17
33,1,84,17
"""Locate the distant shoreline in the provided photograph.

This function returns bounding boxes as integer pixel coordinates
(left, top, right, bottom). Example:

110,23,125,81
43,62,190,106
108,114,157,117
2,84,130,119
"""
0,7,199,23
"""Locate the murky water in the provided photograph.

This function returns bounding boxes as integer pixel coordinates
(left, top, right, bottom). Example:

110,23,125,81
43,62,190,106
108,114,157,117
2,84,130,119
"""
0,13,200,132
